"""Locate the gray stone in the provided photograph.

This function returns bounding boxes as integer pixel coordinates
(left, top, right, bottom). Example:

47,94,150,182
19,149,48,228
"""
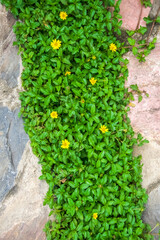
150,0,160,19
0,141,50,240
143,185,160,239
0,4,20,99
0,4,50,240
0,107,29,201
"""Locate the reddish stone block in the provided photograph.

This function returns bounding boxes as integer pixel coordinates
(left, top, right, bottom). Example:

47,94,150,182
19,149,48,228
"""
119,0,154,30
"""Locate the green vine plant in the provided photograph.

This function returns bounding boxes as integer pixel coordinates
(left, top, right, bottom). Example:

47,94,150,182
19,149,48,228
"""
124,0,160,63
0,0,159,239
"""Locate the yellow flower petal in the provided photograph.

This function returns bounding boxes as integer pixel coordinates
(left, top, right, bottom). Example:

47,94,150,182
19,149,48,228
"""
50,111,58,118
99,125,108,133
61,139,70,149
128,102,136,107
93,213,98,219
51,39,61,50
65,71,71,76
60,11,68,20
89,77,97,85
109,43,117,52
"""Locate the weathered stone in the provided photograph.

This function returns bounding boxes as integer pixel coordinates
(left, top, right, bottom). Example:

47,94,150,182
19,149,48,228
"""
124,20,160,240
0,216,48,240
0,142,50,240
134,141,160,190
0,107,29,201
0,4,50,240
119,0,154,30
126,28,160,141
150,0,160,19
143,185,160,240
0,4,21,110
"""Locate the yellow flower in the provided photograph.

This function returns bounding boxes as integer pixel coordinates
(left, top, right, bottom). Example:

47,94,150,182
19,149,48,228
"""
89,77,97,85
109,43,117,52
51,39,61,50
65,71,71,76
60,11,68,20
99,125,108,133
128,102,135,107
93,213,98,220
92,56,96,60
80,99,85,103
61,139,70,149
87,59,90,62
50,111,58,119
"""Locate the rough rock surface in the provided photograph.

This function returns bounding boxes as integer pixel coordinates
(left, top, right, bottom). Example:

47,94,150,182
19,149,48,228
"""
119,0,154,30
150,0,160,19
0,107,29,201
120,0,160,237
0,4,50,240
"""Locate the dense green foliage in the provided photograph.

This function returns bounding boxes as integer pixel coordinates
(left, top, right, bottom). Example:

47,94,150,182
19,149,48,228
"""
1,0,155,239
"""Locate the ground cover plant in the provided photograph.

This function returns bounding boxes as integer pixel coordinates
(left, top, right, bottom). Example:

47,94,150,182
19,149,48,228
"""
0,0,157,239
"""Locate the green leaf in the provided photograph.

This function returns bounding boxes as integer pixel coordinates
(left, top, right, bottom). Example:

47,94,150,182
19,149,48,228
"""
68,198,74,206
156,16,160,23
106,11,111,20
77,222,83,231
61,0,67,4
128,38,136,46
17,0,23,6
91,104,95,114
70,221,76,230
62,58,71,64
138,26,147,35
118,205,123,215
132,47,138,55
68,4,75,13
81,183,90,190
136,227,142,235
107,22,112,31
77,210,83,220
138,95,143,102
106,152,112,161
88,135,95,146
130,84,139,91
143,17,152,24
126,30,135,37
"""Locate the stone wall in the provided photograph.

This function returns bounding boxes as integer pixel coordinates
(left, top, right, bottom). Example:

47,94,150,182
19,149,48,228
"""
0,0,160,239
120,0,160,238
0,4,50,240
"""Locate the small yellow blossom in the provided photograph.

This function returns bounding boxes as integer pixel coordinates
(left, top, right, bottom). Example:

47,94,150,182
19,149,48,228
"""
93,213,98,220
50,111,58,119
51,39,61,50
89,77,97,85
109,43,117,52
61,139,70,149
60,11,68,20
80,99,85,103
128,102,135,107
65,71,71,76
92,56,96,60
87,59,90,62
99,125,108,133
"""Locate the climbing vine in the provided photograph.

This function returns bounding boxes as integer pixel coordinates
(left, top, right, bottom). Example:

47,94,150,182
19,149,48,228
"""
1,0,158,239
